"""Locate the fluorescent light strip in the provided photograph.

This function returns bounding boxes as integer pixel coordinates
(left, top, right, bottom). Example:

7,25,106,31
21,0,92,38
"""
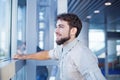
105,2,112,6
86,16,91,19
94,10,100,13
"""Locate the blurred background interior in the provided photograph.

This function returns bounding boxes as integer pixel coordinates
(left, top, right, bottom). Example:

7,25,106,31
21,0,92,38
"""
0,0,120,80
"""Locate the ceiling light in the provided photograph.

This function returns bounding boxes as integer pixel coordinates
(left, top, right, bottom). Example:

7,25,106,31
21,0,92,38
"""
94,10,100,13
86,16,91,19
105,2,112,6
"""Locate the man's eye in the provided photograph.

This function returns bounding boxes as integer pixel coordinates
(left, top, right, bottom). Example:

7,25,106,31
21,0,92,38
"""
59,25,64,28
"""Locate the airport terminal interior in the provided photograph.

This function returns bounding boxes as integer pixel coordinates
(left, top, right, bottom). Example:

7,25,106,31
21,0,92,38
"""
0,0,120,80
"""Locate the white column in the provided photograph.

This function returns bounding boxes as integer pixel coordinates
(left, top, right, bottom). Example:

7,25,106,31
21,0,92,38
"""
26,0,37,54
57,0,68,14
26,0,37,80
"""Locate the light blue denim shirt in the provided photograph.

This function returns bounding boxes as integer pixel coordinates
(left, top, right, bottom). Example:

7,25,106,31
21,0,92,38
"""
49,38,106,80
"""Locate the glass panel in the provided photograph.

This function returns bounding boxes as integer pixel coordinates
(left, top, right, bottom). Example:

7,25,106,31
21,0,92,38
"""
117,40,120,56
39,0,49,5
36,66,48,80
17,5,26,41
107,40,120,75
36,65,59,80
39,12,44,20
11,67,26,80
89,29,106,76
89,29,105,58
39,31,44,41
0,0,11,61
36,0,58,80
38,7,46,22
39,22,45,29
39,41,44,49
38,6,46,50
17,0,26,54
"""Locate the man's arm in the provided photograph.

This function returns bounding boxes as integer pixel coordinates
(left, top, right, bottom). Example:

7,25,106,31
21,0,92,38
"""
13,50,50,60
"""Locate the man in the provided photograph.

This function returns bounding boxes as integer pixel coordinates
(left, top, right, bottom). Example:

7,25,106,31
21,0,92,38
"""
14,13,106,80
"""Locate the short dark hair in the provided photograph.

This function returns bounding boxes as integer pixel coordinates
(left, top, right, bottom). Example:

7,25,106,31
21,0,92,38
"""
57,13,82,37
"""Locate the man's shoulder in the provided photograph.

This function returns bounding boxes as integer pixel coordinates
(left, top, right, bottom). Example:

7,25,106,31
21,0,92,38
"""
70,41,97,63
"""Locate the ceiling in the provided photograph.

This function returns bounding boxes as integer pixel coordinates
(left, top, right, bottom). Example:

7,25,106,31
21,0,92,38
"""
68,0,120,25
18,0,120,30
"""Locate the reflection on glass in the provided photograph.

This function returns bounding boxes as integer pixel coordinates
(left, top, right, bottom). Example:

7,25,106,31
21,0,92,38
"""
0,0,11,60
89,29,105,58
39,22,45,29
11,67,26,80
39,31,44,49
39,12,44,20
17,6,26,41
38,6,46,50
17,0,26,55
117,40,120,56
39,42,44,49
39,31,44,41
17,40,26,54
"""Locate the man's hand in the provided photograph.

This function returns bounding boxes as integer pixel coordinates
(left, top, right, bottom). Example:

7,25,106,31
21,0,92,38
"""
13,54,27,60
13,51,50,60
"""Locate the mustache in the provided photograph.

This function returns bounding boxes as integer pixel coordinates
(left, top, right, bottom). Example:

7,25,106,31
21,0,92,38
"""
56,32,62,36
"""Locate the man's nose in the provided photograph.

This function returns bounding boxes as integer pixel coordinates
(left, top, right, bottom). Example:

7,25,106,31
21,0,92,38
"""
55,27,59,33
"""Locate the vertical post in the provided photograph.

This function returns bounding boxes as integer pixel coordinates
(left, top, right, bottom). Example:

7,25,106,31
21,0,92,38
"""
104,7,108,78
48,0,57,49
11,0,18,57
26,0,37,80
57,0,68,14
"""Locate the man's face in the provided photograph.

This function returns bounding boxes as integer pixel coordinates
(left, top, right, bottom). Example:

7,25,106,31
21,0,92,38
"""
55,19,71,45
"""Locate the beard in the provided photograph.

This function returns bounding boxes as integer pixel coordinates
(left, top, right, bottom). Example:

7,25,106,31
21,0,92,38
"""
56,34,70,45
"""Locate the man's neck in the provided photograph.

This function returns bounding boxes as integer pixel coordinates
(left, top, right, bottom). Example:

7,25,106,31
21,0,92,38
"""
62,37,76,47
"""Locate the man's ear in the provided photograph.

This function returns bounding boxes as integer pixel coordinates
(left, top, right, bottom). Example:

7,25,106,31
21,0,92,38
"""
70,27,77,36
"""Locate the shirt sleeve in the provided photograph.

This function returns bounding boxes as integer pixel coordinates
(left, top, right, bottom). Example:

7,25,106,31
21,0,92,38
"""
71,44,106,80
49,46,61,60
73,54,106,80
82,69,106,80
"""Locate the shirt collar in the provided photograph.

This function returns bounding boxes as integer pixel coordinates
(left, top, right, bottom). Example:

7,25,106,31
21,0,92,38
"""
62,38,78,54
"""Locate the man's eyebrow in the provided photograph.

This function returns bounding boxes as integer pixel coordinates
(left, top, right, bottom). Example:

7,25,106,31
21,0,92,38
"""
57,24,64,27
